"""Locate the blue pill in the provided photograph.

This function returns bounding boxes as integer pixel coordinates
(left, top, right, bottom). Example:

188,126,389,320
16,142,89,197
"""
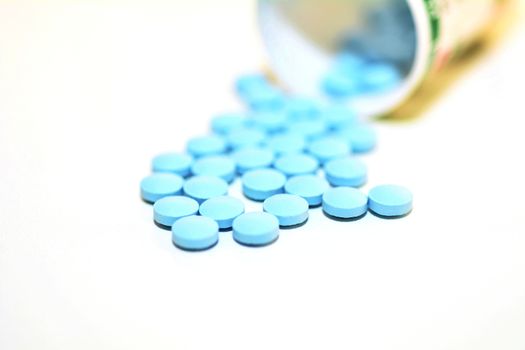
324,157,367,187
251,111,287,133
263,194,309,227
368,184,413,217
140,173,184,203
152,153,193,177
322,105,359,130
190,155,236,183
172,215,219,251
321,70,360,98
265,132,306,155
284,175,329,207
360,63,401,93
244,85,285,111
232,147,274,174
285,97,320,120
199,195,245,229
274,153,319,177
336,124,377,154
187,135,227,158
232,212,280,247
242,168,286,201
182,175,228,204
211,113,248,135
235,74,270,97
286,119,328,140
153,196,199,227
226,127,266,150
322,187,368,219
308,136,350,164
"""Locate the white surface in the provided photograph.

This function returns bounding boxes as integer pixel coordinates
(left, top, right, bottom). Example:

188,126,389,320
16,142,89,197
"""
1,1,525,349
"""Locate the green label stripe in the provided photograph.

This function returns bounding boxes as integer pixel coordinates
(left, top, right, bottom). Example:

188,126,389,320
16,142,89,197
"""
423,0,441,67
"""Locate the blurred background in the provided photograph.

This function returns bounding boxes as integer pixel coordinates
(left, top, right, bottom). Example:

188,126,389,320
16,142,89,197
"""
1,1,525,349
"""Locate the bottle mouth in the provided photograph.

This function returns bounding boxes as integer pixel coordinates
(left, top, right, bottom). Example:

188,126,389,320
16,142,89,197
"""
258,0,432,117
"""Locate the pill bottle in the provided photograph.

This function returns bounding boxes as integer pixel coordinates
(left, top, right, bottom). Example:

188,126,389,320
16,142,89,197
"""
258,0,512,117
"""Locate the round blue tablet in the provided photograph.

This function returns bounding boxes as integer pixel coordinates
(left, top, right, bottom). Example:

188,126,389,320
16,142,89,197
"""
232,212,280,247
321,71,359,98
172,215,219,251
232,147,274,174
286,119,328,140
140,173,184,203
152,153,193,177
368,185,413,217
285,97,320,121
190,155,236,183
322,187,368,219
336,124,377,154
235,74,269,97
245,86,285,111
211,113,248,135
182,175,228,204
284,175,329,207
263,194,309,227
361,63,401,93
308,136,350,164
324,157,367,187
274,153,319,177
187,135,227,158
265,132,306,155
242,168,286,201
226,127,266,150
322,105,359,130
251,111,287,133
199,196,245,229
153,196,199,227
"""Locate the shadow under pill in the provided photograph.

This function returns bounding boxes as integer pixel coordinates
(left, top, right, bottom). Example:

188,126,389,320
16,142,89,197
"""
322,211,367,222
154,221,171,231
233,236,279,248
172,240,219,252
368,209,412,220
280,218,309,230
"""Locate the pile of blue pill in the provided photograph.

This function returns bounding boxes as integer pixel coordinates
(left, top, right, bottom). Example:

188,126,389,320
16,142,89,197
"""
140,73,413,251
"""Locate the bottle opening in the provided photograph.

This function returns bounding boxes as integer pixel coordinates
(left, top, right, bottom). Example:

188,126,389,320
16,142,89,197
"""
258,0,431,117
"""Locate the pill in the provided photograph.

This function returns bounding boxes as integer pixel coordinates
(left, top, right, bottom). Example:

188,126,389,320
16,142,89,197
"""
242,168,286,201
251,111,287,133
324,157,367,187
151,153,193,177
140,173,184,204
263,194,309,227
307,136,351,164
190,155,236,183
322,105,359,130
284,175,329,207
153,196,199,228
232,212,280,247
187,135,227,158
172,215,219,251
274,153,319,177
235,74,269,97
368,184,413,217
360,63,401,93
285,97,320,120
322,187,368,219
199,195,245,230
336,124,377,154
226,127,266,150
321,71,359,98
265,132,306,155
232,147,274,174
211,113,248,135
245,85,285,111
182,175,228,204
286,119,328,140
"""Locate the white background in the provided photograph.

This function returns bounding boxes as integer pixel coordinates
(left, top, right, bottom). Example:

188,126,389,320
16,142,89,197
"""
1,1,525,349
